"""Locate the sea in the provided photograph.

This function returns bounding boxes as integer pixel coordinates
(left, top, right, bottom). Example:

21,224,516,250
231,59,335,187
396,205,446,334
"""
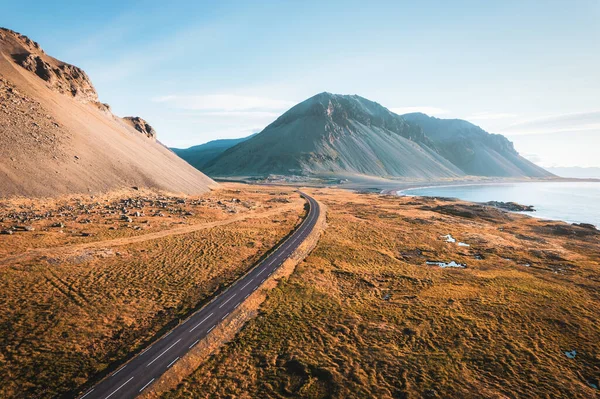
399,182,600,228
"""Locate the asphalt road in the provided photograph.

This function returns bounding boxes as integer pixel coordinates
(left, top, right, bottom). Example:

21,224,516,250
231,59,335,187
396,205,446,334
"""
78,192,320,399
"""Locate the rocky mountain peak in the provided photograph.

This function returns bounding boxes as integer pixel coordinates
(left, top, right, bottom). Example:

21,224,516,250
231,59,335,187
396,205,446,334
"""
1,27,99,104
123,116,157,140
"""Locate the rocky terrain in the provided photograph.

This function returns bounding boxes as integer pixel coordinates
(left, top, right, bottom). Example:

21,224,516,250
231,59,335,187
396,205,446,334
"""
0,27,216,197
198,93,553,181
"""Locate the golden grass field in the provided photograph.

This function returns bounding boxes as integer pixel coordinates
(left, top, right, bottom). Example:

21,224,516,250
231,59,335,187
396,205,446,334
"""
163,187,600,399
0,185,305,398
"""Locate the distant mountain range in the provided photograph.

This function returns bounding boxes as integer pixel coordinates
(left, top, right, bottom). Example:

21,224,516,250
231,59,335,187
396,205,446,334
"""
172,134,256,171
176,92,553,180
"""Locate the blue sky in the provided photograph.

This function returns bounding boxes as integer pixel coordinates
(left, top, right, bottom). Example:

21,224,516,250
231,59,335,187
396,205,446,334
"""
3,0,599,167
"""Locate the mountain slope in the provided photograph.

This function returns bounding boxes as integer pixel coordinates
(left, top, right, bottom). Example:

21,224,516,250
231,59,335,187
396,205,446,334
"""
204,93,464,179
402,113,553,177
172,134,254,171
0,28,216,197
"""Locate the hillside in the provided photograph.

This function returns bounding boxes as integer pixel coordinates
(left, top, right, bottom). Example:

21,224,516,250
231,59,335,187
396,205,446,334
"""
0,28,216,197
173,134,254,171
203,93,552,180
402,113,553,177
204,93,464,179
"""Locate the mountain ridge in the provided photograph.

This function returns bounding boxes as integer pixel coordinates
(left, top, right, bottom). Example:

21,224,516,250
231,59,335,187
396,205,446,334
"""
0,27,217,197
201,92,552,179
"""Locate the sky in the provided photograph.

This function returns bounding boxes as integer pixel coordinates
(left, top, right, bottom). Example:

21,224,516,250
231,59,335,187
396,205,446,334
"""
2,0,599,168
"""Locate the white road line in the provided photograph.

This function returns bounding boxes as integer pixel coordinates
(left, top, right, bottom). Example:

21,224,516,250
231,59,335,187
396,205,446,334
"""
221,312,230,320
139,378,155,392
104,376,134,399
189,339,199,349
111,365,126,377
207,325,216,333
219,294,236,309
167,357,180,368
245,293,250,299
268,272,272,277
257,269,265,275
261,278,266,283
190,312,214,332
164,330,173,338
241,279,254,290
79,389,94,399
234,302,240,309
253,286,258,291
140,344,153,356
147,339,181,367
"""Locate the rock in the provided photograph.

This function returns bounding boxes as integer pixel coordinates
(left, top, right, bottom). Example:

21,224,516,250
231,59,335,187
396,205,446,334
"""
120,215,132,223
573,222,597,230
1,230,13,235
51,222,65,228
485,201,535,212
13,225,35,231
122,116,157,139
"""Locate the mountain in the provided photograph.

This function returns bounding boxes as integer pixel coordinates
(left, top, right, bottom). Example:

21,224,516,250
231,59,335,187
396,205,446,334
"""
204,93,464,178
172,134,254,171
203,92,552,179
402,113,553,178
0,28,216,197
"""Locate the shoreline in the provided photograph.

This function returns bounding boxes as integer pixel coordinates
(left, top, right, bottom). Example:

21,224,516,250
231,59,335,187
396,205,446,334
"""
390,180,600,229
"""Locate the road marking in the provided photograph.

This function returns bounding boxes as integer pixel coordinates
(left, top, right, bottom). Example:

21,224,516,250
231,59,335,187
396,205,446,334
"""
268,272,272,277
261,278,266,283
190,312,214,332
234,302,240,309
257,269,265,275
207,325,216,333
139,378,155,392
219,294,236,308
245,293,250,299
241,279,254,290
167,357,180,368
111,365,126,377
79,389,94,399
253,286,258,291
104,376,134,399
147,339,181,367
140,344,153,356
221,312,230,320
164,330,173,338
189,339,199,349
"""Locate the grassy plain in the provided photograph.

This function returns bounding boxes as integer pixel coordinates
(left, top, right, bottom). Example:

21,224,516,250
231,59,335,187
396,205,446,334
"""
164,187,600,399
0,185,305,398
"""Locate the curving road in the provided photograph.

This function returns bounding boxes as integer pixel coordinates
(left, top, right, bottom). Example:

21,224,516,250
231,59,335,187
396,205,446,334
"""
78,192,319,399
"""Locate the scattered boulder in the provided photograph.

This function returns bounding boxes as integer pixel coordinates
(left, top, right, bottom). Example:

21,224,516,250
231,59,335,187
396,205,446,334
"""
485,201,535,212
122,116,157,140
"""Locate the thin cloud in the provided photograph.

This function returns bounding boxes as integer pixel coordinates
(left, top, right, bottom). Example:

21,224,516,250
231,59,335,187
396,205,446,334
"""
500,111,600,135
152,94,294,112
466,112,516,121
389,106,450,116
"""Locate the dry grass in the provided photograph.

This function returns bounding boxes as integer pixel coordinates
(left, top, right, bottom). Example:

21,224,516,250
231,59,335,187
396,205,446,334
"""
0,184,305,398
164,188,600,399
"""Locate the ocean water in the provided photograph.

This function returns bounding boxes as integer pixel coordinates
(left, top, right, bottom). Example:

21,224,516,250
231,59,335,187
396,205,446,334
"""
399,182,600,227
